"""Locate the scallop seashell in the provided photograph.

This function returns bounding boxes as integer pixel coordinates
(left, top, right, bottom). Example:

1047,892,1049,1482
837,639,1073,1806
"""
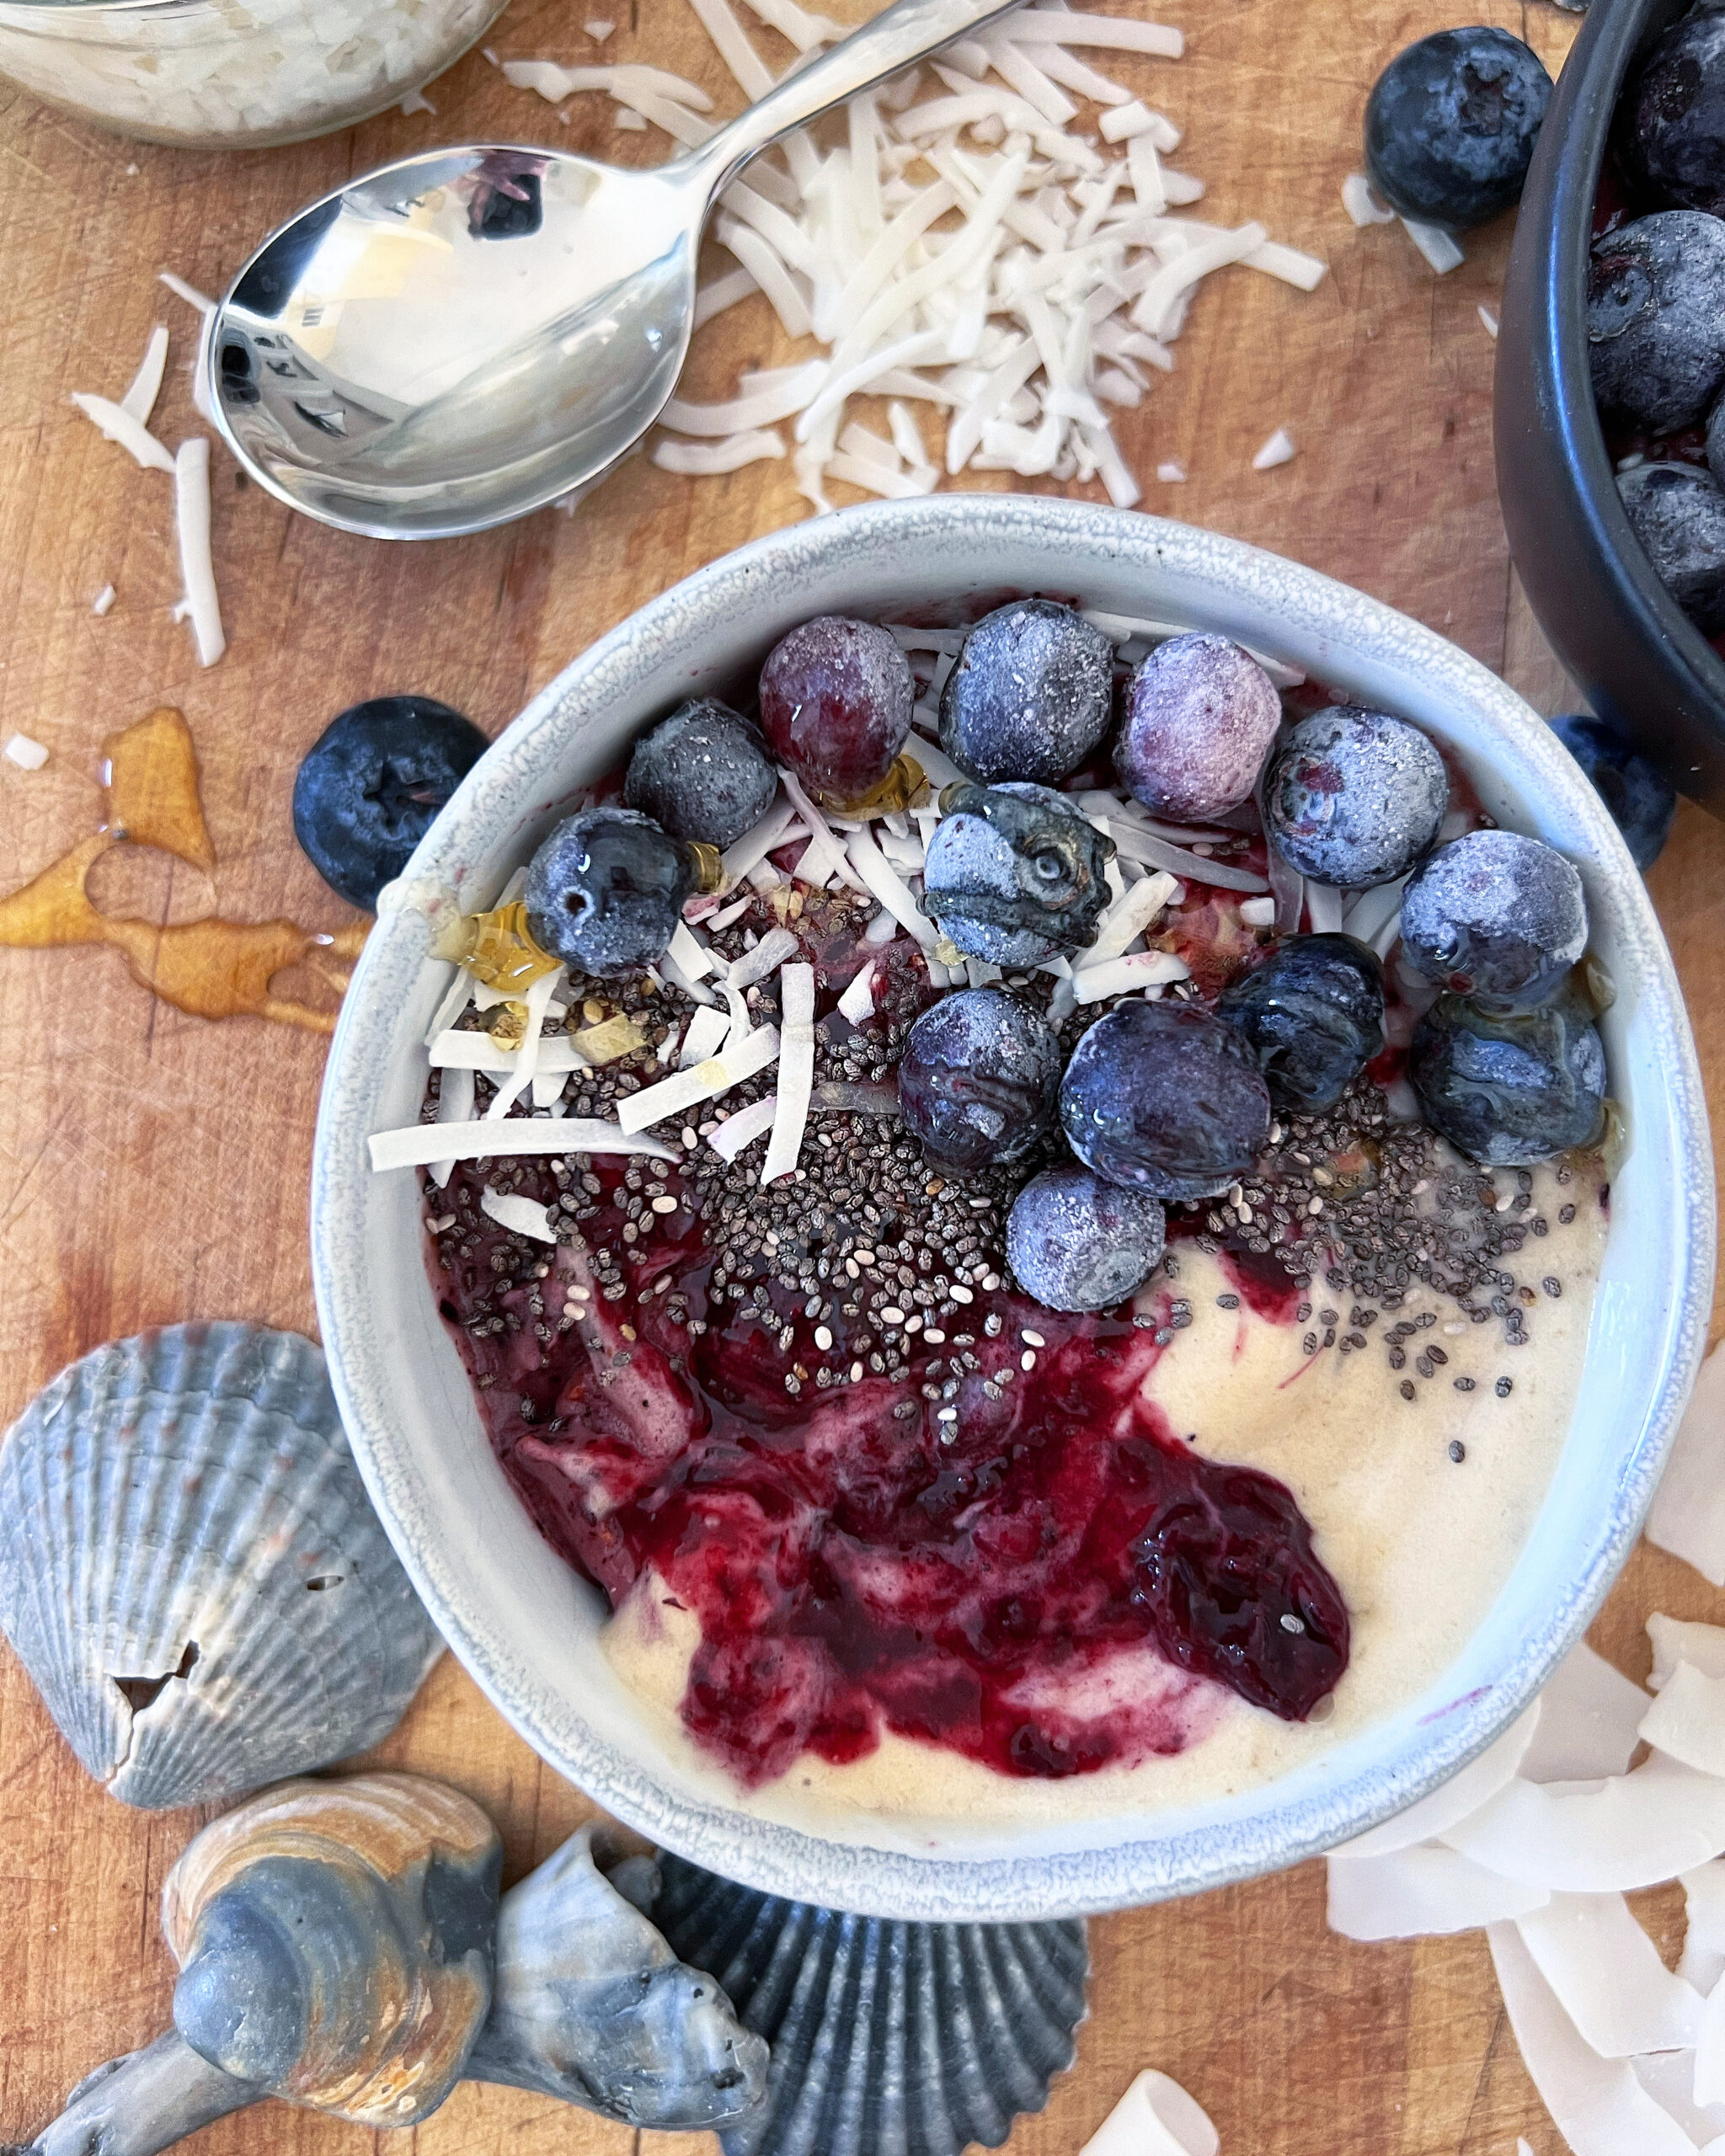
163,1772,502,2127
652,1857,1089,2156
0,1322,444,1808
467,1828,771,2130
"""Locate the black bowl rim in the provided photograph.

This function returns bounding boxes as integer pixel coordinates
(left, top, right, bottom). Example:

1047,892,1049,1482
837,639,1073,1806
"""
1497,0,1725,776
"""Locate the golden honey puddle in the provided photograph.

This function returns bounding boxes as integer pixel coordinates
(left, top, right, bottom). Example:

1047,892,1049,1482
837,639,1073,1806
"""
0,707,366,1032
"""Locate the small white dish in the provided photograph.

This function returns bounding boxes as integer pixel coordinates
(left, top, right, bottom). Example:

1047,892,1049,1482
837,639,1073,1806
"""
311,497,1713,1921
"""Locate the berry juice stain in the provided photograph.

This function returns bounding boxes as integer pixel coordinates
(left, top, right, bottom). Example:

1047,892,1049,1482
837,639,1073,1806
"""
0,706,364,1030
430,1150,1348,1790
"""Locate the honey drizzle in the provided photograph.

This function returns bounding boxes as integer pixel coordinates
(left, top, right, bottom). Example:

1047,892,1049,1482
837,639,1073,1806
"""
0,707,367,1033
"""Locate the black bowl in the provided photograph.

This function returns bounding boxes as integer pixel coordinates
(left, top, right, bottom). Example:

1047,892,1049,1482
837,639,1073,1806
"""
1497,0,1725,808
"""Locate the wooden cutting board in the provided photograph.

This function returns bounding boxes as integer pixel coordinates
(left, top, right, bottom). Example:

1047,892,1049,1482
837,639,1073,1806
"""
3,0,1722,2148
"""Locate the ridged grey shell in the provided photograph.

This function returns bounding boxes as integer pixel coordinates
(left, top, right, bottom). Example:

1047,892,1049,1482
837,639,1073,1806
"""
653,1857,1088,2156
0,1323,444,1809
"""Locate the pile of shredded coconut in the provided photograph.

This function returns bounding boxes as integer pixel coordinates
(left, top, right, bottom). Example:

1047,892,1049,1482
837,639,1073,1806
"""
1328,1339,1725,2156
493,1,1326,510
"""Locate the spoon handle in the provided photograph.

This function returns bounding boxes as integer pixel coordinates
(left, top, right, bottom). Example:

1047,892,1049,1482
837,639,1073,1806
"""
692,0,1028,191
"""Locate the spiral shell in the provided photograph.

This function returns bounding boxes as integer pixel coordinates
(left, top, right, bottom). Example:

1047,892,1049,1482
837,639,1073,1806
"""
162,1773,501,2127
467,1828,770,2130
0,1323,444,1808
652,1857,1089,2156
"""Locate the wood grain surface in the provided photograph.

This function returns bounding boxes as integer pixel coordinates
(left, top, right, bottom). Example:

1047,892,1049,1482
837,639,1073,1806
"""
2,0,1722,2149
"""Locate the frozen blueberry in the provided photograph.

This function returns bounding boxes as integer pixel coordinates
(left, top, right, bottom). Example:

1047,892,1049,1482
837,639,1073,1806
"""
624,697,777,848
759,616,912,806
1007,1164,1167,1313
292,694,488,912
1115,634,1283,824
1409,993,1606,1166
1060,1000,1271,1201
1616,461,1725,635
896,988,1061,1172
1588,212,1725,433
1364,28,1551,230
1264,709,1449,889
1549,713,1677,873
1400,830,1587,1009
1616,3,1725,217
923,782,1115,965
524,805,693,977
939,599,1115,785
1215,934,1386,1113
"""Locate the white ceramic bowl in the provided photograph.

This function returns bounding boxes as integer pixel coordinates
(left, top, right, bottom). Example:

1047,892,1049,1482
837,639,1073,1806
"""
312,497,1713,1922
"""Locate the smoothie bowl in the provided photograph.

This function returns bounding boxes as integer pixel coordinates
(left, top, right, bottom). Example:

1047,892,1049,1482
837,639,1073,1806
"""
311,496,1712,1922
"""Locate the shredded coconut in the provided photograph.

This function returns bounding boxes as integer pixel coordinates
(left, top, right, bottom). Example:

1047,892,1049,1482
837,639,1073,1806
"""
3,734,48,771
70,393,175,473
1479,304,1500,339
91,584,116,616
1080,2069,1218,2156
1401,216,1466,275
370,1118,677,1171
1341,172,1396,227
1251,425,1295,472
172,438,226,668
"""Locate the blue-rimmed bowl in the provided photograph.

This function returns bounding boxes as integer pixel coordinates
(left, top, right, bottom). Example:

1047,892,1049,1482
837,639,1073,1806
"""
310,496,1712,1921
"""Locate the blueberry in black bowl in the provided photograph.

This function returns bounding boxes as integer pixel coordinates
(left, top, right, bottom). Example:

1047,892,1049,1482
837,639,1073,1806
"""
1587,211,1725,434
1408,992,1607,1166
1060,999,1271,1202
524,805,694,978
1365,27,1552,230
922,782,1115,964
1550,713,1678,870
1399,830,1588,1008
939,598,1115,786
897,986,1061,1172
1006,1163,1167,1314
1264,709,1450,889
623,696,777,848
1616,461,1725,635
1615,0,1725,215
1215,935,1386,1113
292,695,488,912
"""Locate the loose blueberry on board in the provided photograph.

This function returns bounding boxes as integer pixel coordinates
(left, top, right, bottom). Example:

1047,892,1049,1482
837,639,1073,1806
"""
1060,1000,1272,1201
1263,708,1449,888
758,616,912,806
1215,934,1386,1113
1616,462,1725,635
923,782,1116,964
1363,28,1552,230
292,696,488,912
1616,3,1725,217
896,988,1061,1172
1006,1164,1167,1313
1549,714,1677,873
1114,633,1283,825
1408,992,1607,1166
938,599,1115,786
1587,212,1725,434
1400,830,1588,1009
623,697,777,849
524,806,694,977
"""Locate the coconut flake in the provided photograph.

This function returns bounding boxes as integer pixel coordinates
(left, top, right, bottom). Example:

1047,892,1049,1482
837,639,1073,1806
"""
1072,951,1190,1001
1480,304,1500,339
171,438,225,668
760,962,814,1183
1342,172,1396,226
1445,1753,1725,1893
679,1003,732,1068
654,428,786,473
837,960,877,1023
1337,1704,1541,1859
721,798,798,888
846,826,937,947
1108,822,1270,893
1001,11,1184,56
120,323,170,426
1327,1842,1549,1940
1642,1662,1725,1779
1402,216,1466,275
1079,2069,1217,2156
1489,1925,1697,2156
708,1093,779,1161
91,583,117,616
485,966,564,1119
371,1118,676,1171
3,734,48,771
1083,872,1178,965
1520,1641,1649,1784
70,393,176,473
1516,1892,1705,2055
663,360,826,436
1252,425,1295,471
1685,1862,1725,1992
729,926,800,990
1653,1618,1725,1691
1648,1345,1725,1583
616,1022,782,1133
481,1188,558,1242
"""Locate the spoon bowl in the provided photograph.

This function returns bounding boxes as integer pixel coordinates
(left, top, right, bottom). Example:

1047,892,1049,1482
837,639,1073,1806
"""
210,0,1023,538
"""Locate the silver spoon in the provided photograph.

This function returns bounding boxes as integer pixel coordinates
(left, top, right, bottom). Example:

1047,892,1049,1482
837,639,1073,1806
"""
210,0,1023,540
